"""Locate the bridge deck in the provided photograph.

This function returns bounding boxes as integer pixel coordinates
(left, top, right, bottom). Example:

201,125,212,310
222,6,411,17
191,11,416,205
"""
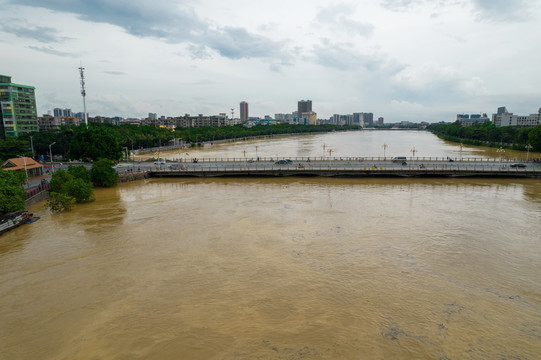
147,164,541,178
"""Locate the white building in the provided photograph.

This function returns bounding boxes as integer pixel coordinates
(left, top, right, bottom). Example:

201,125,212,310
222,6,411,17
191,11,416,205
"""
492,107,541,127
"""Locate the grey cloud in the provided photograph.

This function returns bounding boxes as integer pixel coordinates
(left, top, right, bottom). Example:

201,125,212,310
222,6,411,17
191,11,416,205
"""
187,44,213,60
470,0,534,21
380,0,418,11
316,3,374,37
27,45,77,57
203,27,285,59
13,0,287,61
1,24,70,43
104,71,126,75
381,0,534,21
312,39,382,71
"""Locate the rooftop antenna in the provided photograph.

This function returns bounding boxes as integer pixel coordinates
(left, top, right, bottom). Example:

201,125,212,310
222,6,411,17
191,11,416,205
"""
79,63,88,125
231,108,234,121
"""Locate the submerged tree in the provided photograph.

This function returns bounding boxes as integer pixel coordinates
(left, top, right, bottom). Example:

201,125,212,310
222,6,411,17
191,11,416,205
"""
47,169,94,213
91,158,118,187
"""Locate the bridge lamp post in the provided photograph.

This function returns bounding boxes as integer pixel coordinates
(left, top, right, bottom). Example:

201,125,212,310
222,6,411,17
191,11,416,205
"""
459,144,463,161
49,142,56,173
497,147,505,164
382,143,388,159
328,149,333,165
255,146,258,161
410,147,417,166
526,144,532,162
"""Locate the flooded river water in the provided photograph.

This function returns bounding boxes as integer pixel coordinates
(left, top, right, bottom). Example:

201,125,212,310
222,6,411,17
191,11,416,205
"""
1,131,540,359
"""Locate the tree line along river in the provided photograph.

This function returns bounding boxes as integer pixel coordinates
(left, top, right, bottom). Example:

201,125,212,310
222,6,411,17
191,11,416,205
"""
1,130,540,359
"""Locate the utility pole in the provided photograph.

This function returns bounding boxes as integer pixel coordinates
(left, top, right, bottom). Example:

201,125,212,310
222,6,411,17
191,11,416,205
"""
79,63,88,125
30,135,34,158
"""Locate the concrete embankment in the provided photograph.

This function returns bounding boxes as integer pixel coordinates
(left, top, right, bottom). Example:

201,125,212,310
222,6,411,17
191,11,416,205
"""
118,171,150,182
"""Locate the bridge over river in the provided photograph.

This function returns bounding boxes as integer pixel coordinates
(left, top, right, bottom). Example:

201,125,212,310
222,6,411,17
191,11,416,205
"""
117,156,541,178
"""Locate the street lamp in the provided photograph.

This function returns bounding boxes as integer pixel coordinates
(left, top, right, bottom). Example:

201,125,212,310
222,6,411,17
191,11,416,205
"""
49,142,56,173
18,155,29,188
30,135,35,158
526,144,532,162
410,147,417,166
459,143,463,161
496,147,505,164
382,143,388,159
256,146,258,161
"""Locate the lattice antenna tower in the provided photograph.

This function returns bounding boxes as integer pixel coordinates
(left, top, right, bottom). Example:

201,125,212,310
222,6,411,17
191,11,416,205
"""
79,63,88,125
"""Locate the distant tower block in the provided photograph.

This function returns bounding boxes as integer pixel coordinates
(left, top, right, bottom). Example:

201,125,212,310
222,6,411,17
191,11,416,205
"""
240,101,248,121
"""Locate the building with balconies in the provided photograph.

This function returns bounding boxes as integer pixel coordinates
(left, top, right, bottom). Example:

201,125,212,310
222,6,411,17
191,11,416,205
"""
0,75,39,140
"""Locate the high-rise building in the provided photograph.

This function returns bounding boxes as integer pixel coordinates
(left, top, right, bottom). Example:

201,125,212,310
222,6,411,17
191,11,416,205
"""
240,101,249,121
298,100,312,114
497,106,508,115
53,108,73,117
0,75,39,140
360,112,374,127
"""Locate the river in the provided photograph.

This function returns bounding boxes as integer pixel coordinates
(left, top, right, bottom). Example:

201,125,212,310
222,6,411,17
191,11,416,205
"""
1,131,540,359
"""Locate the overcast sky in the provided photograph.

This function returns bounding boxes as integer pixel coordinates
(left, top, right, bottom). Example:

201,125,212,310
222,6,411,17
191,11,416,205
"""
1,0,540,122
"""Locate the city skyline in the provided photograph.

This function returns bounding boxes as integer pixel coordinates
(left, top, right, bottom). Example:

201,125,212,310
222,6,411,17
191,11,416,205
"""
1,0,540,122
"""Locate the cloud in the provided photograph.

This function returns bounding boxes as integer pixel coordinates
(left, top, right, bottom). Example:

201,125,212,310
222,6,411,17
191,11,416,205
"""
381,0,534,21
311,39,385,71
27,45,77,57
470,0,534,21
315,3,374,37
13,0,288,61
202,26,286,60
103,71,126,76
1,23,71,43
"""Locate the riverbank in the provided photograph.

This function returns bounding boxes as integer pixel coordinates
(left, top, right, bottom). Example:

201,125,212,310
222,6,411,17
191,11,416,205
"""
132,130,351,157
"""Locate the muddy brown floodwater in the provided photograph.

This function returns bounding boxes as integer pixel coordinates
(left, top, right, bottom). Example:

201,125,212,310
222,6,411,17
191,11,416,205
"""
1,131,540,359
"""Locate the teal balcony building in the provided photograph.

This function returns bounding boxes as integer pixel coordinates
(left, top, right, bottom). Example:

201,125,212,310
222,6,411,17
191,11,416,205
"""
0,75,39,140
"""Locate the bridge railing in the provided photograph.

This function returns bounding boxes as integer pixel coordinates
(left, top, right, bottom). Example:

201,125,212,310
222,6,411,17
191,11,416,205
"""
138,156,534,164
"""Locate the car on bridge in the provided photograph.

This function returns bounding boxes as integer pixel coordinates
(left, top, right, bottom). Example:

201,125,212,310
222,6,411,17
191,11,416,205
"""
275,160,290,165
510,163,527,168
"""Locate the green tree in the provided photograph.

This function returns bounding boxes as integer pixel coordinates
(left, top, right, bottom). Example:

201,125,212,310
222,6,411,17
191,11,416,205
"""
47,192,74,213
65,178,94,203
67,165,92,183
0,170,26,215
91,158,119,187
48,169,94,212
68,126,122,161
49,170,73,193
528,125,541,152
0,139,32,162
